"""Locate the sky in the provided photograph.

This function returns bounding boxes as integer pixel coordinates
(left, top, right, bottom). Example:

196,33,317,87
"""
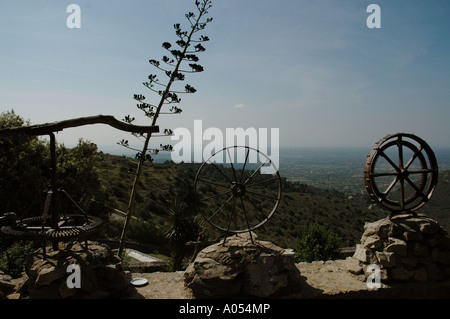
0,0,449,157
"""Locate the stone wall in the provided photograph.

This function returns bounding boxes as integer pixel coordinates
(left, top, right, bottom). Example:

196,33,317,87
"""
348,214,450,283
184,233,301,298
3,215,450,299
21,241,133,299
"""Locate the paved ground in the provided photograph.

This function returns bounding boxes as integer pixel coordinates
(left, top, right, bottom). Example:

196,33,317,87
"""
126,260,371,299
127,271,194,299
125,249,163,263
125,259,450,299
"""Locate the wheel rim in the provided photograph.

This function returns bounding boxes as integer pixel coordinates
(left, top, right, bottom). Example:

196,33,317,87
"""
364,133,438,214
194,146,282,234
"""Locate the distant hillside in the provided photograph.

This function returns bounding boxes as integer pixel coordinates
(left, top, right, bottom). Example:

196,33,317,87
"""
420,169,450,232
97,154,393,250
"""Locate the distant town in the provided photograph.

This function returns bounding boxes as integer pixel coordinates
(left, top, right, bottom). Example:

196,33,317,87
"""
278,147,450,195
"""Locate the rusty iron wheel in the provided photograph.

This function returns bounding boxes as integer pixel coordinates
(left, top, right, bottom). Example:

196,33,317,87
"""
0,214,102,240
364,133,438,215
194,146,282,234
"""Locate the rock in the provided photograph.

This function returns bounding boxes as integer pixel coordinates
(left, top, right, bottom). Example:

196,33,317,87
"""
348,214,450,283
403,230,423,241
385,237,407,256
0,278,16,295
412,243,429,257
425,262,444,281
414,266,428,281
34,265,66,288
420,220,440,234
401,255,418,268
344,257,363,275
184,233,301,298
362,235,382,249
22,241,133,299
390,265,414,281
0,271,24,299
376,251,398,268
353,245,371,263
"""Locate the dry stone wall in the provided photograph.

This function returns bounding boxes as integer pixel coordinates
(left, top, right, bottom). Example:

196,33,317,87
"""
348,214,450,283
21,241,133,299
184,233,301,298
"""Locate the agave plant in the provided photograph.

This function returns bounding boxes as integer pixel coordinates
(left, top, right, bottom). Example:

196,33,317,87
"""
118,0,213,256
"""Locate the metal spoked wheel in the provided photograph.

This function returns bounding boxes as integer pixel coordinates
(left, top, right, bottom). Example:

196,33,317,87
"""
364,133,438,215
194,146,282,235
0,214,103,241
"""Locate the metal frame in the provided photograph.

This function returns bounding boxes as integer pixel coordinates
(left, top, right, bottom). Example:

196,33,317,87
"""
194,146,282,243
364,133,438,217
0,115,159,257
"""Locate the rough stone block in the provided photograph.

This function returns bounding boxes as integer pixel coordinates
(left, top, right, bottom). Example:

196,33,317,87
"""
184,234,301,298
376,251,398,268
386,237,407,256
353,244,370,263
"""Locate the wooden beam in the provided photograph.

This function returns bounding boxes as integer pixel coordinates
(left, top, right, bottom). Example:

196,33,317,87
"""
0,115,159,136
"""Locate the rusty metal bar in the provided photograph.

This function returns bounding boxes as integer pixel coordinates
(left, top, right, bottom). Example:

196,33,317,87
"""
0,114,159,137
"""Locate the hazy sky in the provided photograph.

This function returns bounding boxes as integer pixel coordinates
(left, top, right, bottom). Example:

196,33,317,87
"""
1,0,449,156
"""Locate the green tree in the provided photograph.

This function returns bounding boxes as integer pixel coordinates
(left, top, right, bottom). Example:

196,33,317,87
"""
0,110,48,218
55,139,111,218
118,0,213,256
0,111,114,277
1,110,112,220
295,222,342,262
0,242,33,278
165,199,204,271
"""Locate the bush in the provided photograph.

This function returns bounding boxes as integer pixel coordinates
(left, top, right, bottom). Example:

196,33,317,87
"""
0,110,48,218
295,222,342,262
0,111,113,221
0,242,33,278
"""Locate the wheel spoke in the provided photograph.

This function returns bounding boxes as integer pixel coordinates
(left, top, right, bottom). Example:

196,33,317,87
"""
246,195,269,221
197,178,230,189
370,172,399,177
207,195,234,222
407,169,434,175
404,145,422,170
245,189,279,201
199,189,233,202
226,147,238,183
404,176,426,198
379,150,401,173
399,178,405,210
243,158,271,186
239,196,252,232
245,176,279,188
397,136,404,170
207,160,233,184
225,197,237,233
239,147,250,183
381,176,399,198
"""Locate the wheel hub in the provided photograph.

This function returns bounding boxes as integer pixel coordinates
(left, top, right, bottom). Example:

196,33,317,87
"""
231,182,246,197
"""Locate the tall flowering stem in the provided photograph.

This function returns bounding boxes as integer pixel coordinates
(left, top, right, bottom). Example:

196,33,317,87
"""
118,0,213,256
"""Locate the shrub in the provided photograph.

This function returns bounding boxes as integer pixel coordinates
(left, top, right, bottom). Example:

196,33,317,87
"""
295,222,342,262
0,242,33,278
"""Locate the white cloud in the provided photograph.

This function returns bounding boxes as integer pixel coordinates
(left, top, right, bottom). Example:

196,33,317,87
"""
234,103,245,109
